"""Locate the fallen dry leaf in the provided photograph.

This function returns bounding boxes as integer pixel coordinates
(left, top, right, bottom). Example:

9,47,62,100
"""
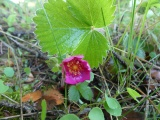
22,90,42,102
151,69,160,82
5,60,14,67
35,88,64,110
43,88,64,105
122,110,145,120
22,88,64,110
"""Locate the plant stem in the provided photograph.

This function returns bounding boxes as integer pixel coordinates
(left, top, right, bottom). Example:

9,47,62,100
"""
64,83,68,113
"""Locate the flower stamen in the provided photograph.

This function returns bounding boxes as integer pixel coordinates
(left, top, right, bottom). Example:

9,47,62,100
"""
67,59,83,76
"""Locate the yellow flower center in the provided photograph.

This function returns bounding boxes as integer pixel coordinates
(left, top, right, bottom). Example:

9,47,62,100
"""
72,65,78,70
67,60,82,76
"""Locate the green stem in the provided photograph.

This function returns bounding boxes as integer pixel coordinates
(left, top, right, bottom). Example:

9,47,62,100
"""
128,0,136,53
134,0,151,55
127,0,137,87
64,83,68,113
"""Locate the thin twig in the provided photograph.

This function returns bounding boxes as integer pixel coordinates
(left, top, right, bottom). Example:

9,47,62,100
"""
8,37,48,60
0,110,63,120
1,94,19,104
1,40,23,120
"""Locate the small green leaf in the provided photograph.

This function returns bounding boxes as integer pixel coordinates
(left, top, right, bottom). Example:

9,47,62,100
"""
127,88,141,103
8,27,15,32
4,67,14,78
0,80,9,94
77,82,93,101
149,52,157,59
41,99,47,120
24,67,31,75
88,107,104,120
104,101,122,116
68,86,80,102
46,58,60,72
60,114,80,120
51,65,60,72
7,14,16,27
136,49,145,59
105,95,119,109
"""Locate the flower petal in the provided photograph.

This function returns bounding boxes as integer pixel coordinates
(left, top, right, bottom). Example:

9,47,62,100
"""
65,71,90,84
61,55,91,85
63,55,84,63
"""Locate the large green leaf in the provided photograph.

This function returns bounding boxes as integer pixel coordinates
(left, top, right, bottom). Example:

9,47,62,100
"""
33,0,115,67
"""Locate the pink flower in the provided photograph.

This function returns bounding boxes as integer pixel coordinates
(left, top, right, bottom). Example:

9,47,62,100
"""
61,55,91,85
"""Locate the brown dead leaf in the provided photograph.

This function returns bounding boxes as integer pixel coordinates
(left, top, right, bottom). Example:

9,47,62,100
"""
22,88,64,110
5,60,14,67
43,88,64,105
36,88,64,110
122,110,145,120
22,90,42,102
151,69,160,82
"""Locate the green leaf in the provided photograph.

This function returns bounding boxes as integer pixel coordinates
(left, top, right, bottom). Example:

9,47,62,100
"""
46,57,60,72
68,86,80,102
0,80,9,94
77,82,93,101
149,52,157,59
104,101,122,116
60,114,80,120
136,48,145,59
73,30,109,67
88,107,104,120
105,95,119,109
7,14,16,27
8,27,15,32
127,88,141,103
24,67,31,75
152,3,160,8
33,0,115,68
4,67,14,78
41,99,47,120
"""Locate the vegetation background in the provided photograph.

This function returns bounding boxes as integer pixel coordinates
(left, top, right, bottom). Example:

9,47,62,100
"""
0,0,160,120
